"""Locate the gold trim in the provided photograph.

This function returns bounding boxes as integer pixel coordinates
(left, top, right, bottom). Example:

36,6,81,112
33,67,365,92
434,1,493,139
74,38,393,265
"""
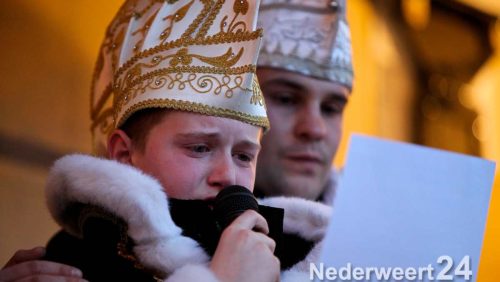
111,26,127,72
250,74,265,107
91,0,269,155
90,0,164,117
90,46,105,119
131,8,160,54
116,98,270,129
195,0,224,39
91,83,113,120
117,64,255,97
159,0,194,44
221,0,249,34
91,108,115,133
115,67,256,115
180,0,211,40
119,47,252,92
191,47,243,68
120,46,247,89
114,29,261,81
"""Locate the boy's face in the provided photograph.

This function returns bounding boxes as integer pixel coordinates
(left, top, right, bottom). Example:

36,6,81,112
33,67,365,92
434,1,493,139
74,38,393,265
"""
124,111,262,200
255,67,349,200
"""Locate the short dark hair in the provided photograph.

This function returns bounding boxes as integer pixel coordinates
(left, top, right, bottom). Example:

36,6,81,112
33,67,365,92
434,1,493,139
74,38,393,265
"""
119,108,170,152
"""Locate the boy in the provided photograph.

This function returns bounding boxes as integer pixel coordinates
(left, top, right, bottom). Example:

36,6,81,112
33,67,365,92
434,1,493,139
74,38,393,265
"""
1,0,331,281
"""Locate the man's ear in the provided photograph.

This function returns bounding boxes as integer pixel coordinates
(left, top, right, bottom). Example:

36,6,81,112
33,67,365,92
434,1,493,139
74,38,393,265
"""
107,129,134,165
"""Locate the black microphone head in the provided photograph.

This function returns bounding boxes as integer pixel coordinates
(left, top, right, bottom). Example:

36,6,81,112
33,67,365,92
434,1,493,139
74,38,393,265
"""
213,185,259,231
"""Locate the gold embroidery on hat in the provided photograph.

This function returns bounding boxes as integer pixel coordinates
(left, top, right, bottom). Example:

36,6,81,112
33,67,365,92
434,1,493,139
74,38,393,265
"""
116,66,255,114
132,9,160,53
180,0,212,39
90,47,106,119
196,0,224,39
117,46,247,94
170,48,193,66
91,108,115,135
250,75,264,106
114,29,261,81
177,47,243,68
111,27,127,71
91,84,113,120
117,98,269,129
233,0,249,14
160,0,194,44
92,0,268,155
221,0,249,33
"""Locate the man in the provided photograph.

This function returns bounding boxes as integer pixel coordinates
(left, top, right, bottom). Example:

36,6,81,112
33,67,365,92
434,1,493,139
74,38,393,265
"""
254,0,354,204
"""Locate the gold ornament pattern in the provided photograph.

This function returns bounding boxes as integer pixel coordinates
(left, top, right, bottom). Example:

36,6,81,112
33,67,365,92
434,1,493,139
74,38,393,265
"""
91,0,268,155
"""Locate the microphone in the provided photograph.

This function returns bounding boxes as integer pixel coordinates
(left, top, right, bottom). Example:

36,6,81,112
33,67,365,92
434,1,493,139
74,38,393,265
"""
211,186,314,270
213,185,259,231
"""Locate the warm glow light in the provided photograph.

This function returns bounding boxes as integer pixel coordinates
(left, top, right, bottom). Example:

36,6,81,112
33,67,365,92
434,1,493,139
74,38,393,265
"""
465,19,500,282
402,0,431,30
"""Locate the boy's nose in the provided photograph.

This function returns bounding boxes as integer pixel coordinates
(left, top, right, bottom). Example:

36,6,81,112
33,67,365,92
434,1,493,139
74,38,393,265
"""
207,155,236,190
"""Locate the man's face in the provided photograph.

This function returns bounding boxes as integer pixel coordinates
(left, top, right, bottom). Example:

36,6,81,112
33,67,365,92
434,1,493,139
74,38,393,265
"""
129,111,262,200
255,68,349,200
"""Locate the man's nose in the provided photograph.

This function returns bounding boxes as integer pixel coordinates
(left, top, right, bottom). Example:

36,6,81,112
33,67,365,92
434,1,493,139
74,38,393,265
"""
207,154,237,190
293,104,327,141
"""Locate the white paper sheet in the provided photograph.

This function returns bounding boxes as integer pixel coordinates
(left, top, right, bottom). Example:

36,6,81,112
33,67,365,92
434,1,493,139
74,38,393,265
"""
316,134,496,282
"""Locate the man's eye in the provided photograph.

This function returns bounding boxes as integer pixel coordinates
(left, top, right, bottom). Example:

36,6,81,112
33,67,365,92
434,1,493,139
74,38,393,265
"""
322,103,344,116
272,93,296,105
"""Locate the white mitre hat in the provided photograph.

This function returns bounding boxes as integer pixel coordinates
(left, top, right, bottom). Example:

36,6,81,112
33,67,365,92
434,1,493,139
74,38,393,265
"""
257,0,353,89
91,0,267,155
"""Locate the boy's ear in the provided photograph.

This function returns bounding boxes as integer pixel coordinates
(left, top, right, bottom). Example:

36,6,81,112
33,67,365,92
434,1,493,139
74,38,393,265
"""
107,129,134,165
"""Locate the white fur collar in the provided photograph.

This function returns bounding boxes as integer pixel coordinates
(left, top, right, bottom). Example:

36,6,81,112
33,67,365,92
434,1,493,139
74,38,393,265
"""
46,154,332,281
46,154,209,278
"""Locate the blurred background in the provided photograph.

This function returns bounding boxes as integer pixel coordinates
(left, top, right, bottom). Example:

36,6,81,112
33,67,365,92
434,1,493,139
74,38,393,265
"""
0,0,498,280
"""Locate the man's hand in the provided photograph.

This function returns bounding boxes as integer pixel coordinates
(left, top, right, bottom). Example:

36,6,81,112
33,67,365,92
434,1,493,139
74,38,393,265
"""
210,210,280,282
0,247,87,282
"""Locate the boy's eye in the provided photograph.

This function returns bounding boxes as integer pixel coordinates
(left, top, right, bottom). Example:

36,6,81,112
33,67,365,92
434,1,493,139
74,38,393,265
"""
238,154,251,162
234,153,254,163
190,145,210,153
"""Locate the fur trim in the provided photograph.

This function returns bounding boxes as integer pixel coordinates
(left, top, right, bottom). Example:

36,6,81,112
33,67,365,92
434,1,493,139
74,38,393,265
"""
259,196,331,278
46,154,331,279
165,264,219,282
320,169,339,206
45,154,209,276
281,269,312,282
259,196,332,242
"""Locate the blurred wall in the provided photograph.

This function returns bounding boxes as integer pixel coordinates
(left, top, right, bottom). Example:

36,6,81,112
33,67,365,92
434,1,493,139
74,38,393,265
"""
0,0,498,280
338,1,500,281
0,0,123,265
